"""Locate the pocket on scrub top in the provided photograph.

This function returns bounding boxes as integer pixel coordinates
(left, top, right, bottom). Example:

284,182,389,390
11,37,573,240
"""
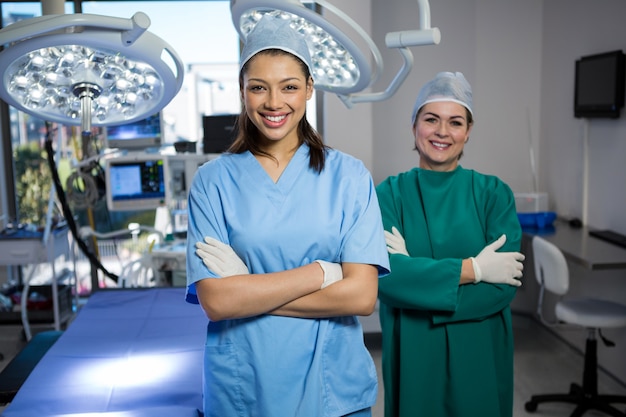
322,318,378,408
203,342,246,413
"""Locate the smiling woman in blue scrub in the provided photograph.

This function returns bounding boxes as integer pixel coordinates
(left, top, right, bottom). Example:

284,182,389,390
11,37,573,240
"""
184,15,390,417
375,72,525,417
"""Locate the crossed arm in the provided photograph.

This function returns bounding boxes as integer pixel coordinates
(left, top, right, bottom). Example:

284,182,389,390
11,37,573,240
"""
194,238,378,322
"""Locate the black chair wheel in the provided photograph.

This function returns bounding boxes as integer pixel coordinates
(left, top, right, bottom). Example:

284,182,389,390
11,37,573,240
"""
525,400,538,412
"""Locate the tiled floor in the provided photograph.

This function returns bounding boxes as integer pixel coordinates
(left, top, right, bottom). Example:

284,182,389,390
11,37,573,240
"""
1,313,625,416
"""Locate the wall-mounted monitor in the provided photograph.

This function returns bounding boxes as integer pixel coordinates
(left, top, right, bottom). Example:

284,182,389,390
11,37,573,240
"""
105,113,163,150
105,154,168,212
203,114,238,153
574,50,626,119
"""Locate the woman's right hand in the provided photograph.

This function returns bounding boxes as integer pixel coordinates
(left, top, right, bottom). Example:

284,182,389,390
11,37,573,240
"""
196,237,250,277
385,226,409,256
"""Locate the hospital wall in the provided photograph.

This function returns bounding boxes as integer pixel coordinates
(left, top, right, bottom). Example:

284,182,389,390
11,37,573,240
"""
325,0,626,385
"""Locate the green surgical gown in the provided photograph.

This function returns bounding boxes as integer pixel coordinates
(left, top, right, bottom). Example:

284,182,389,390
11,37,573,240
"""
375,166,522,417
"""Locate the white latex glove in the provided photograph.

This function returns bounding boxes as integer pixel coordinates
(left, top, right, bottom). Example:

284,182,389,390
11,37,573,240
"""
314,260,343,289
470,234,525,286
384,226,409,256
195,237,249,277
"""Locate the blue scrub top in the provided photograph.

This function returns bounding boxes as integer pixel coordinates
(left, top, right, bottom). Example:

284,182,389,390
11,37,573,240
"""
185,144,389,417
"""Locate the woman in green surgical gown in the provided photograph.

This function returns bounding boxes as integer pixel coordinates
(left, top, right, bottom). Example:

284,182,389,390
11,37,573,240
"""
375,72,525,417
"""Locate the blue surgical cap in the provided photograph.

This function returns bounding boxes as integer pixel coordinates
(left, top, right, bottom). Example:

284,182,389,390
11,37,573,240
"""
239,15,313,77
411,71,473,125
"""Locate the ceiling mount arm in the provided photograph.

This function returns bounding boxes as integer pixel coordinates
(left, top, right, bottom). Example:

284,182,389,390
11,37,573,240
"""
0,12,150,45
121,12,151,46
338,0,440,108
338,47,413,108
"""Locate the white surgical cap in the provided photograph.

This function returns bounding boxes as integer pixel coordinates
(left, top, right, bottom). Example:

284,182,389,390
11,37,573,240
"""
239,15,313,77
411,71,473,125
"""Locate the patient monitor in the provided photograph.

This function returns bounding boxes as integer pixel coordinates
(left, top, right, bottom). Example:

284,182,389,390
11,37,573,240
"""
105,152,214,213
105,153,167,212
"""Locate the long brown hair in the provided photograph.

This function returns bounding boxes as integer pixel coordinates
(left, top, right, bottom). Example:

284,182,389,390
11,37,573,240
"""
227,49,328,173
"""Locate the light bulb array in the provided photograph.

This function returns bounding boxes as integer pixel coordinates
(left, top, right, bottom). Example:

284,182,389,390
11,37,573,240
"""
238,9,359,91
0,12,184,131
5,45,165,123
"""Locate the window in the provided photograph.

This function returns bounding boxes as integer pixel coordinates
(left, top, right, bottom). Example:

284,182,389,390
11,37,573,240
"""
1,1,76,229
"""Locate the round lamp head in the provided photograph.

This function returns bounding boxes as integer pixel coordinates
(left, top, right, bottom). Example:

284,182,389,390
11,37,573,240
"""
0,13,184,130
231,0,378,95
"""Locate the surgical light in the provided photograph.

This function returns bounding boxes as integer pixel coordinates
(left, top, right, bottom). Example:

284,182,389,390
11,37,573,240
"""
230,0,441,108
0,12,184,133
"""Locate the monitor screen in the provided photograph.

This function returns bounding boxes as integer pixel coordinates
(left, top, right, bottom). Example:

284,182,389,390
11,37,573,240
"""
203,114,238,153
106,155,167,211
574,50,625,118
105,113,163,150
